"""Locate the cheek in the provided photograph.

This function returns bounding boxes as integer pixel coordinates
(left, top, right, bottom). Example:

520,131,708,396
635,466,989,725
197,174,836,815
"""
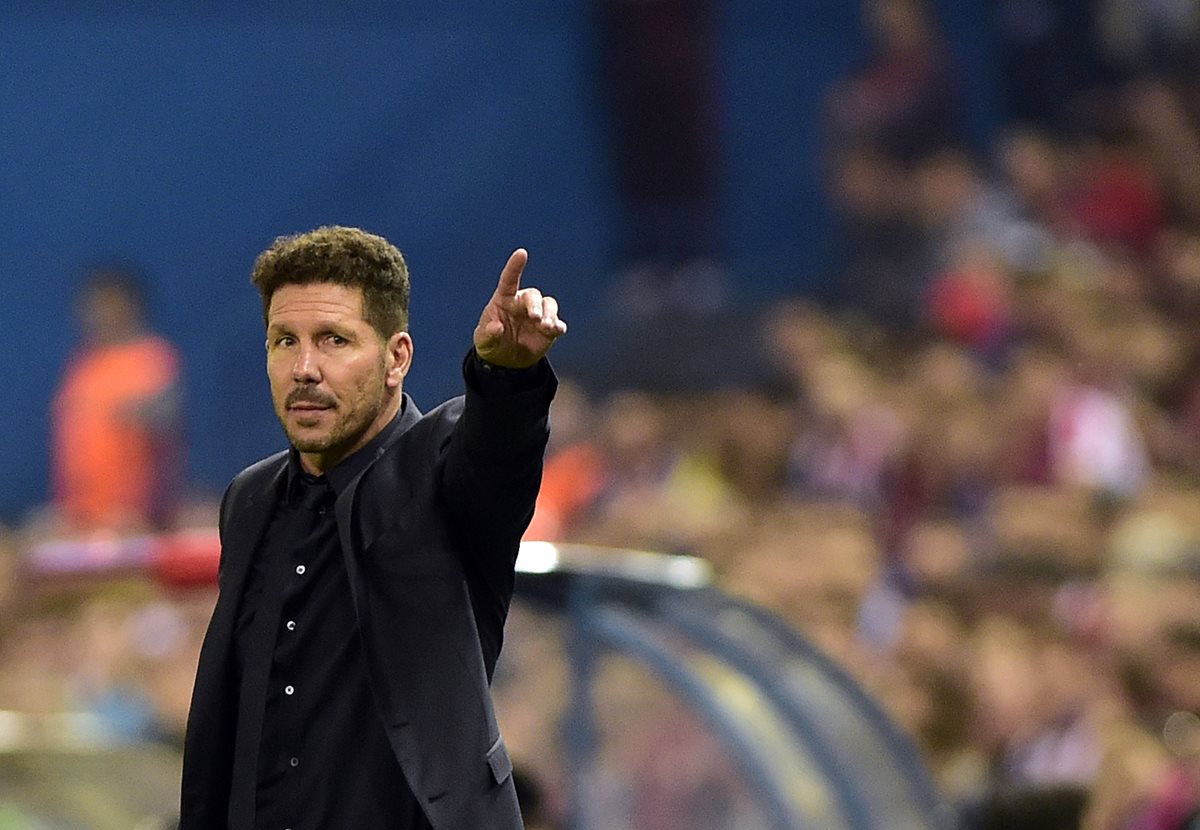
266,365,291,400
353,367,387,405
348,356,387,393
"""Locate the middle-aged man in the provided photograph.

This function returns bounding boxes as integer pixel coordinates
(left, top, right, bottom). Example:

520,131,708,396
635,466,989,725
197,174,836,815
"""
181,226,564,830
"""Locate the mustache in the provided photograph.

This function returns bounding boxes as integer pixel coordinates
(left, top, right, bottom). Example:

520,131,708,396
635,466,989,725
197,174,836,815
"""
286,387,337,408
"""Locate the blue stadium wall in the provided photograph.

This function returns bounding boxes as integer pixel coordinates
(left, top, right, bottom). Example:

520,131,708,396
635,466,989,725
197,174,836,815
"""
0,2,998,521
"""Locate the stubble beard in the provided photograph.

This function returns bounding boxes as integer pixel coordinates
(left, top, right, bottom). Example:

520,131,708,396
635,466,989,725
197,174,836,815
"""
288,419,349,454
285,392,384,455
280,358,391,458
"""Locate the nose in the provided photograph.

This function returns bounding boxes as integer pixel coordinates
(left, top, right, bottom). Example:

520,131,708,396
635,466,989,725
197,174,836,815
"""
292,343,321,383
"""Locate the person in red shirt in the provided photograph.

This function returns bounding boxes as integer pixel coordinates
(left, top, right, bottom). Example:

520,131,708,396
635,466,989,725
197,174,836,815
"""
51,267,183,531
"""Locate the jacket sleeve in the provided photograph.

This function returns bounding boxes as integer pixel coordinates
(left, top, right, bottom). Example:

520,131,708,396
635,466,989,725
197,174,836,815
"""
437,350,557,553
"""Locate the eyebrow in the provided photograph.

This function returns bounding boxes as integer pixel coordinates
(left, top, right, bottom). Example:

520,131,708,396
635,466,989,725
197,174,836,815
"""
315,324,354,338
266,323,355,339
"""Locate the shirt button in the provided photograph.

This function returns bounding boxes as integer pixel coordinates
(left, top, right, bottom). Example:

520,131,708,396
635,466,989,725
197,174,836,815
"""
286,620,296,631
284,685,295,695
290,756,299,768
295,564,306,575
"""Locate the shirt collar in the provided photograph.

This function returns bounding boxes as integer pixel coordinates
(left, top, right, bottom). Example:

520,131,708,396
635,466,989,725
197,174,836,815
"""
284,398,407,502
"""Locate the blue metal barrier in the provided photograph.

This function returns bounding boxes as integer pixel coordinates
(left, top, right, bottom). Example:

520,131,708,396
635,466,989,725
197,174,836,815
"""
513,543,954,830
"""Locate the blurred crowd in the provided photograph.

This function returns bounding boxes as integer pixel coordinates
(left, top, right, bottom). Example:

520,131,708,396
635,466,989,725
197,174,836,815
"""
3,1,1200,828
519,1,1200,827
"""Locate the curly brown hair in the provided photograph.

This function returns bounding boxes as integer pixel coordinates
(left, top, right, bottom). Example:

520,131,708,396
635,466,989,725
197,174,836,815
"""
250,226,410,336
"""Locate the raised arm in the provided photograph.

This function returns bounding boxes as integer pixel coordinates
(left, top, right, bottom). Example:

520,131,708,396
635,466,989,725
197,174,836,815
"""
439,250,563,613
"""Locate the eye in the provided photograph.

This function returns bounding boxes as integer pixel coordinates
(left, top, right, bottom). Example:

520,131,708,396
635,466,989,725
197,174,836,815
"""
272,334,296,348
327,334,349,346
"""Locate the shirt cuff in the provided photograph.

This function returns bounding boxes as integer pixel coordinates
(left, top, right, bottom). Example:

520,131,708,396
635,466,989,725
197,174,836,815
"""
465,349,547,394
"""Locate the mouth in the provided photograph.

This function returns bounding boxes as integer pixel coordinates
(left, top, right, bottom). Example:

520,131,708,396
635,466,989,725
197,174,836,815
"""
286,388,336,412
286,402,335,424
284,387,336,422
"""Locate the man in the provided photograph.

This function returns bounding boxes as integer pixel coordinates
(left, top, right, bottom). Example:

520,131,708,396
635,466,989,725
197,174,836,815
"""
52,266,184,530
181,226,564,830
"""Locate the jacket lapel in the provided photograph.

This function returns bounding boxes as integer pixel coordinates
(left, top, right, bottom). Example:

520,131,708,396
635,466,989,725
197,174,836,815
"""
221,457,289,603
334,394,422,616
182,452,288,827
198,453,288,697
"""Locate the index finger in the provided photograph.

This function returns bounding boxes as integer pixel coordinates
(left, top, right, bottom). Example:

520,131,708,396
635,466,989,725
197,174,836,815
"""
495,248,528,298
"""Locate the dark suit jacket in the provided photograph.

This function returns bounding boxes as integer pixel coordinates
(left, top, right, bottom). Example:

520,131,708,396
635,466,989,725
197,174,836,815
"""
181,363,556,830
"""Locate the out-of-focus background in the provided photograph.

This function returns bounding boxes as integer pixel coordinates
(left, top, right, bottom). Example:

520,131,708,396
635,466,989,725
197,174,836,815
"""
4,1,1200,828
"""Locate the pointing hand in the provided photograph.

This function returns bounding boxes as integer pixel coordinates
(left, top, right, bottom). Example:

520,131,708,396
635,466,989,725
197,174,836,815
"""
473,249,567,369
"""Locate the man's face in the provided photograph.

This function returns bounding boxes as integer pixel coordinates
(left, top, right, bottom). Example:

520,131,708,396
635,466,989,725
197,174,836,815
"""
266,282,411,473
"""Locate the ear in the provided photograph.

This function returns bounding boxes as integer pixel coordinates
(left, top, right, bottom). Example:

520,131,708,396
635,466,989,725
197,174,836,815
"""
385,331,413,389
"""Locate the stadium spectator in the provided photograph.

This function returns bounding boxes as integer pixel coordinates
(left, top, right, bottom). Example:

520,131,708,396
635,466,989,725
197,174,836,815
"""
827,0,963,165
50,267,184,532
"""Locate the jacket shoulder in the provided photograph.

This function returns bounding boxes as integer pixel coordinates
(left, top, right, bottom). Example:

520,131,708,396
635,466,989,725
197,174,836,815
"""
423,395,465,426
232,449,289,492
391,396,465,449
220,450,288,524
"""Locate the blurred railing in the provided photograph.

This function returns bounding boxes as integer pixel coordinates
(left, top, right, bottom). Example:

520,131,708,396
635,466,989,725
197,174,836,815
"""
514,544,955,830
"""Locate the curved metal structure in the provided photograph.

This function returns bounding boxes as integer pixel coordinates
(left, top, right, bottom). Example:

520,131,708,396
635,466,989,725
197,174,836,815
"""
513,543,954,830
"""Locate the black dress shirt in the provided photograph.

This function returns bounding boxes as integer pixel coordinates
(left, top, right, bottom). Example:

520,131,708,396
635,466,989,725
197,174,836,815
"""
230,405,429,830
228,353,541,830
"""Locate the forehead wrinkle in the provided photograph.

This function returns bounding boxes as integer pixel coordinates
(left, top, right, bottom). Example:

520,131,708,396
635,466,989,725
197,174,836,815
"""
269,303,357,325
268,284,367,328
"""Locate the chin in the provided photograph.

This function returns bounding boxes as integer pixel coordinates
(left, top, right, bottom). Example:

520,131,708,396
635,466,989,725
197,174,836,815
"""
287,429,335,453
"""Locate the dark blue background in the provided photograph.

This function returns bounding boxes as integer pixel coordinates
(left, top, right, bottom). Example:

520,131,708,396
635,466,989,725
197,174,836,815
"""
0,2,998,520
